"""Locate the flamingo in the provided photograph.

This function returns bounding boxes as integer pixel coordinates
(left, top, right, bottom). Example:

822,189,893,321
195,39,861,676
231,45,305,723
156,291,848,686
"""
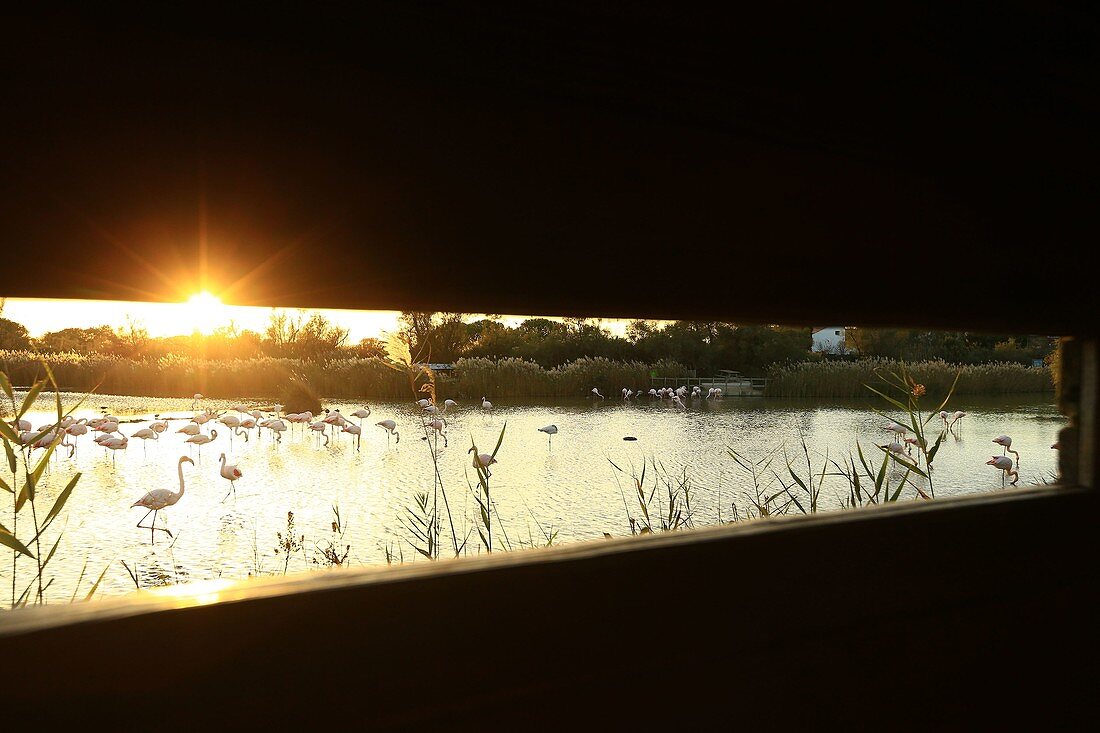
671,395,686,410
883,421,908,440
468,448,498,477
537,424,558,448
950,410,967,428
986,455,1019,486
342,422,362,449
376,419,400,444
649,389,658,397
131,456,193,542
423,418,447,446
591,387,605,399
481,397,493,411
939,411,949,427
10,418,31,432
150,417,169,434
880,441,910,460
351,407,372,425
992,435,1020,464
1051,441,1061,450
622,388,629,400
184,429,217,458
714,388,723,399
442,399,458,414
177,422,201,437
102,435,129,465
266,419,287,443
131,427,159,454
219,452,243,501
416,398,432,409
94,420,121,437
309,421,329,447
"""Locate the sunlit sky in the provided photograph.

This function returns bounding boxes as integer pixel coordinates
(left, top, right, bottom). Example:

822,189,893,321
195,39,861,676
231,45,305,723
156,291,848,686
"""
2,295,635,341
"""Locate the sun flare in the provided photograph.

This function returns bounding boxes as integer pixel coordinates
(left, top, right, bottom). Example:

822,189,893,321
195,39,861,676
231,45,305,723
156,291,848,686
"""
186,291,228,333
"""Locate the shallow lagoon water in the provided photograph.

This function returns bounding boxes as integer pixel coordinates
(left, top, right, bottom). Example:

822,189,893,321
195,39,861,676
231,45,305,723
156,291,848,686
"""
1,391,1063,601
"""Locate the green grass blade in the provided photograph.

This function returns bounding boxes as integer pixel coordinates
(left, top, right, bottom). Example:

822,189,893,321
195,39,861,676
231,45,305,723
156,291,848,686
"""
0,525,35,559
84,562,113,601
17,380,46,419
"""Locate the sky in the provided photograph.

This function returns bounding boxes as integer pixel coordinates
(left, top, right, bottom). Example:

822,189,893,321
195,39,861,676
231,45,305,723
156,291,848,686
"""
1,295,635,341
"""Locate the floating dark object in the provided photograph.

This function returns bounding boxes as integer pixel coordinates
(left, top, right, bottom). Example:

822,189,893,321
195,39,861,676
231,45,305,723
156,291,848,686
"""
623,436,638,441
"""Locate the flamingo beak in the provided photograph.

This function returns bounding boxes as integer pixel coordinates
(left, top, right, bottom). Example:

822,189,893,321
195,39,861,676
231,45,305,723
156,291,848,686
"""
985,458,997,465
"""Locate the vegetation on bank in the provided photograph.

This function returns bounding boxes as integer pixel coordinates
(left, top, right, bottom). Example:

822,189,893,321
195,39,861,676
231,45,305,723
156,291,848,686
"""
0,351,691,401
765,358,1053,399
0,350,1055,401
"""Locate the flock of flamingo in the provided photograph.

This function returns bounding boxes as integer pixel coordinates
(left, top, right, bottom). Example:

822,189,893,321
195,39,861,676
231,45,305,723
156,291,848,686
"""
877,409,1058,487
6,388,1055,543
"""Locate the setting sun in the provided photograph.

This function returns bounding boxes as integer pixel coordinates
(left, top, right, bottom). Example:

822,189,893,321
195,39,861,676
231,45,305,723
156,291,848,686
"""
186,291,229,334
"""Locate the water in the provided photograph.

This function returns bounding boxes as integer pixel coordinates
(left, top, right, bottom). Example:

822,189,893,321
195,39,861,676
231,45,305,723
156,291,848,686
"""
1,392,1064,601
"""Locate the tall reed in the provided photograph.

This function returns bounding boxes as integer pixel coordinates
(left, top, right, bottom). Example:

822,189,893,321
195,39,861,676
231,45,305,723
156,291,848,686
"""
765,358,1052,398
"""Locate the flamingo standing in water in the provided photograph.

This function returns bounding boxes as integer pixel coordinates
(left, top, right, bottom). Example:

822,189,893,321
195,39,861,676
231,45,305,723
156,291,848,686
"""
538,424,558,448
177,422,200,437
939,411,949,427
101,435,129,465
131,427,159,454
376,419,400,444
309,421,330,447
190,394,204,411
184,429,217,458
442,399,458,414
481,397,493,411
992,435,1020,464
219,452,243,501
342,422,362,449
883,421,908,441
424,418,447,446
351,407,372,426
266,419,287,443
986,455,1019,486
131,455,193,542
591,387,605,399
950,411,967,428
468,448,498,477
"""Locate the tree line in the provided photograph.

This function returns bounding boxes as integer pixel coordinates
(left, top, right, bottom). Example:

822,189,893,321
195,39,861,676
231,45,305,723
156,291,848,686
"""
0,306,1053,375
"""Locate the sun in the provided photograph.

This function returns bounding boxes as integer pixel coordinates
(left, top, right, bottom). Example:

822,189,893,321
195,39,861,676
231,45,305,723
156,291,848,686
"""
186,291,229,333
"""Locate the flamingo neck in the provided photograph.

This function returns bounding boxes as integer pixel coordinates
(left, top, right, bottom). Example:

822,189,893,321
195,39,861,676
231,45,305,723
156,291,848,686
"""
177,460,187,498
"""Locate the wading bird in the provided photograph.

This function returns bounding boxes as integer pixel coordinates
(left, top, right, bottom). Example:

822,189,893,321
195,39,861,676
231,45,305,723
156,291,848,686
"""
468,448,498,477
190,394,204,411
416,399,432,409
481,397,492,411
538,424,558,448
309,421,329,447
266,419,287,443
986,455,1019,486
992,435,1020,464
950,410,967,428
883,421,909,440
131,427,159,454
102,435,129,465
351,407,372,425
591,387,605,399
939,411,949,427
424,418,447,446
342,422,362,449
376,419,400,444
131,456,192,543
184,429,218,458
219,453,243,501
176,422,200,436
442,399,458,414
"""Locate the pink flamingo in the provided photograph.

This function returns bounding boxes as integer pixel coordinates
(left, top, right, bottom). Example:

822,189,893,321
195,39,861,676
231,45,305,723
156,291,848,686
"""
131,456,192,542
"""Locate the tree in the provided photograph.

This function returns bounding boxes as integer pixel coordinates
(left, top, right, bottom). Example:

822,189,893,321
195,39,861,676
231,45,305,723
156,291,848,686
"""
0,318,31,350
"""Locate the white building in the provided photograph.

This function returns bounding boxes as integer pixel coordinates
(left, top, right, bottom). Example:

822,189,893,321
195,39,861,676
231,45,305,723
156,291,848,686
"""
812,326,849,354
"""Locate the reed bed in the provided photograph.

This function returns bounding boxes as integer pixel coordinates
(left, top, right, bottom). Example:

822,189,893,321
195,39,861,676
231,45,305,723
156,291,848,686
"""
765,358,1053,399
452,356,686,399
0,351,689,401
